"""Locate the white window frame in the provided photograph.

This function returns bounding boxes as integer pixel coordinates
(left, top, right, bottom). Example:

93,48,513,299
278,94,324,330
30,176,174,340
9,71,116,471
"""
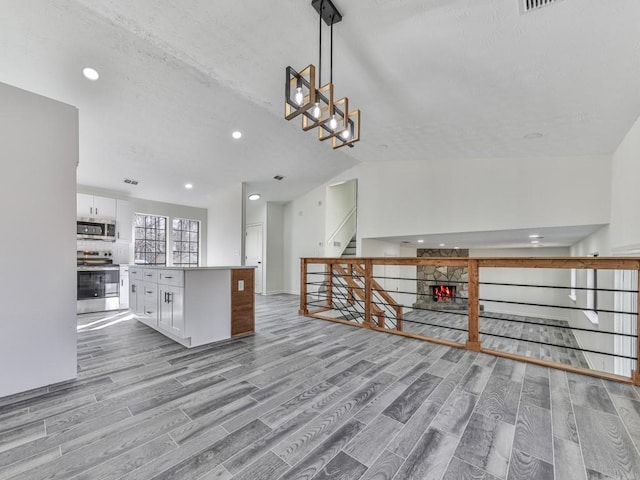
583,253,598,325
614,269,637,376
569,268,577,302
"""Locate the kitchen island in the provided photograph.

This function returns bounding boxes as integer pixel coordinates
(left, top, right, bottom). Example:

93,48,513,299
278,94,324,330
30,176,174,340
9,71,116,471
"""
128,266,255,347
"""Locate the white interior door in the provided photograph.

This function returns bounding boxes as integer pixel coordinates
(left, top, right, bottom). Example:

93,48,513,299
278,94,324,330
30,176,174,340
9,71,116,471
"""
246,224,263,294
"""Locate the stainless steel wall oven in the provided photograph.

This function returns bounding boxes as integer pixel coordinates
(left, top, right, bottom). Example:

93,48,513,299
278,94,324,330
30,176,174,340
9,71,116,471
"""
77,250,120,314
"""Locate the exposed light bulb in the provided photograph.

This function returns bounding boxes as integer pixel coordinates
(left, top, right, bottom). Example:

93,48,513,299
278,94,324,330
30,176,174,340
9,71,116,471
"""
340,129,350,140
329,115,338,130
311,102,321,119
294,87,303,106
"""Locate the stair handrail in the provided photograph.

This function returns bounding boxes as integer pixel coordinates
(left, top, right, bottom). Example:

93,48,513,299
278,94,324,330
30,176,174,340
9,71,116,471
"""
326,206,357,247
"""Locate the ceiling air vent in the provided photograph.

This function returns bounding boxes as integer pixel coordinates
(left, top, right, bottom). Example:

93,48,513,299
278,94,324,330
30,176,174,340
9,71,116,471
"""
520,0,563,13
123,178,139,185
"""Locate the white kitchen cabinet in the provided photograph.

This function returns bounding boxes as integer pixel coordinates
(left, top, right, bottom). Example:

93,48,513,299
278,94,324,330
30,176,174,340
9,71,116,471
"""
142,282,158,325
115,199,133,242
119,265,130,309
129,267,144,316
159,285,184,336
77,193,116,218
129,279,143,315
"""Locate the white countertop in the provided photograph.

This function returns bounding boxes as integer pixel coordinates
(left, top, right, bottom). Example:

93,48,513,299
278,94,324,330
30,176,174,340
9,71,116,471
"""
131,265,255,271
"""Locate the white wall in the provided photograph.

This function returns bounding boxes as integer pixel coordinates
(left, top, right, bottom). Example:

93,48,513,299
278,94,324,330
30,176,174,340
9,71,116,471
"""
245,198,266,226
265,203,285,294
207,183,243,266
326,180,357,235
283,155,611,293
610,114,640,252
361,239,417,311
566,113,640,373
355,156,610,239
0,83,78,397
569,226,616,373
283,183,327,294
471,247,572,320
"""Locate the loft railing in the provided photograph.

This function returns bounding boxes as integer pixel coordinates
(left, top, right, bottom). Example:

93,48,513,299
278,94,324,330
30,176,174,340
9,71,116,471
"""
300,256,640,385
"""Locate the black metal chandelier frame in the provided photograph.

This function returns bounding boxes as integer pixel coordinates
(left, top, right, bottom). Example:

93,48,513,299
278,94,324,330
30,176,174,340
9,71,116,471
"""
285,0,360,149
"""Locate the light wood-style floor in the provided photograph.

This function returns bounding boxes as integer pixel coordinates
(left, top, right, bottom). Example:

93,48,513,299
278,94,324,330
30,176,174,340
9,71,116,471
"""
401,309,590,369
1,294,640,480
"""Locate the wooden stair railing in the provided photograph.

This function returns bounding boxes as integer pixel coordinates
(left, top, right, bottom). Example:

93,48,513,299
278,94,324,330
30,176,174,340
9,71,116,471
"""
352,264,403,331
332,264,386,327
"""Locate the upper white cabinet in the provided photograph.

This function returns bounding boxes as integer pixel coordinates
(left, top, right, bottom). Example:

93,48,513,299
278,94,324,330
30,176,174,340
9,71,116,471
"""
116,199,133,242
77,193,116,218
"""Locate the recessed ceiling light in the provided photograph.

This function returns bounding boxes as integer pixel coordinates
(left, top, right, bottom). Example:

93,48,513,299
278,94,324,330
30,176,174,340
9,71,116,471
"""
232,131,242,139
531,240,540,244
528,234,543,239
439,243,445,247
185,183,193,189
524,132,543,139
82,67,100,81
417,239,424,243
248,193,261,201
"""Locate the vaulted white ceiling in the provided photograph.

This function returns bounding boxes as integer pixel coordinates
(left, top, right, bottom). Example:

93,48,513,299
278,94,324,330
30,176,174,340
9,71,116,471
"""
1,0,639,208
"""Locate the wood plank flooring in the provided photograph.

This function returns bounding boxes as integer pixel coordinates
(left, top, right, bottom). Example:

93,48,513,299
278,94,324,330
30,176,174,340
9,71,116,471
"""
401,309,590,369
1,294,639,479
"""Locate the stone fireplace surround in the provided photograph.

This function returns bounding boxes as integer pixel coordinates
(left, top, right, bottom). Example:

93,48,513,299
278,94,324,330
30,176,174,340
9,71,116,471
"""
413,248,470,311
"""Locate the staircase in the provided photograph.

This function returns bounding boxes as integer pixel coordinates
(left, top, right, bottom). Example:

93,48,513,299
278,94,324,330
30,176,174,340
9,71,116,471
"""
341,236,357,257
314,262,403,331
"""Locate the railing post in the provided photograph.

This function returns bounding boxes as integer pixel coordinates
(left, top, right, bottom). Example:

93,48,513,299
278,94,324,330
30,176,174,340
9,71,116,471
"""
347,263,354,305
299,258,308,315
466,259,481,351
326,263,333,309
364,260,373,328
633,268,640,385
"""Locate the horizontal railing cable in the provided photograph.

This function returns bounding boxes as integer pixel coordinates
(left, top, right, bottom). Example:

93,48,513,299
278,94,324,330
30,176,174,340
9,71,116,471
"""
479,280,637,294
478,312,638,338
480,330,637,361
478,297,638,316
371,274,638,295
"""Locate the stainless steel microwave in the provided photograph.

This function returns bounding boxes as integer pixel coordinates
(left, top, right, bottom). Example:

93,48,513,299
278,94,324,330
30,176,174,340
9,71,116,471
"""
77,218,116,241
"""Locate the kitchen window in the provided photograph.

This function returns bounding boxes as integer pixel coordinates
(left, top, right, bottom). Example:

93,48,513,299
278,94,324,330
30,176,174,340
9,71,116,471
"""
134,214,167,265
172,218,199,266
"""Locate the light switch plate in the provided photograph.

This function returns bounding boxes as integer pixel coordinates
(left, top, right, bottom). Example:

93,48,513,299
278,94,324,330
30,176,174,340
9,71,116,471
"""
238,280,245,291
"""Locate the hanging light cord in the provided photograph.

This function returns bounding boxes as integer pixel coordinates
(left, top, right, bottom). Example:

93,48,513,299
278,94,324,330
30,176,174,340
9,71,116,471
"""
330,15,334,85
318,0,324,87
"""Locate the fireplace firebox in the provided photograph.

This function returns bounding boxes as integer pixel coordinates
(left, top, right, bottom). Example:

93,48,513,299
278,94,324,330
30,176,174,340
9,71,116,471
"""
430,285,456,303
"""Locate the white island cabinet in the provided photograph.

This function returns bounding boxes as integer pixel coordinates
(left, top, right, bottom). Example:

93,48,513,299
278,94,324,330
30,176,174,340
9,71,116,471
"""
129,266,254,347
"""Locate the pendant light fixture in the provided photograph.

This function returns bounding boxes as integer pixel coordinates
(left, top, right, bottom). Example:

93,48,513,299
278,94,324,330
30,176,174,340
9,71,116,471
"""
285,0,360,149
